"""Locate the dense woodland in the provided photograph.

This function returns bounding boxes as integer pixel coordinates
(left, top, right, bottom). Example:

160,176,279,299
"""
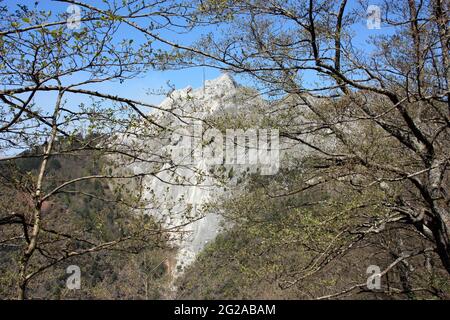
0,140,172,299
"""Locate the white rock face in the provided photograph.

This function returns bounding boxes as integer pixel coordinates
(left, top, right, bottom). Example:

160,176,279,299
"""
120,74,266,280
113,73,337,284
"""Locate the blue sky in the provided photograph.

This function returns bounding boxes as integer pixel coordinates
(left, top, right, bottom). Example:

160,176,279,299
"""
4,0,222,107
1,0,395,156
4,0,390,110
